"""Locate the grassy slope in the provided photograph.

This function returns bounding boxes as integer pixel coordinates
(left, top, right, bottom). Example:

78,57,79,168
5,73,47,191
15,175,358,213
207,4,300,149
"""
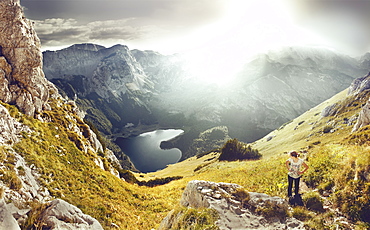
3,85,370,229
136,87,370,228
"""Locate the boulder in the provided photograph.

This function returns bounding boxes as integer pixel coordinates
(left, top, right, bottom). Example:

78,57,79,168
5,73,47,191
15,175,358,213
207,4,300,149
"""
37,199,103,230
0,199,22,230
160,180,304,230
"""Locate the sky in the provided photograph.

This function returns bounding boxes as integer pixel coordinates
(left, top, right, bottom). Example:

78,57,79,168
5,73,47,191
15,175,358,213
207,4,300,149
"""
20,0,370,58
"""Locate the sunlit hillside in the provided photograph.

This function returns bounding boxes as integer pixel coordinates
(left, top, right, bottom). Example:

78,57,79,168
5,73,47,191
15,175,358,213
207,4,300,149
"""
134,85,370,229
2,74,370,230
2,77,369,229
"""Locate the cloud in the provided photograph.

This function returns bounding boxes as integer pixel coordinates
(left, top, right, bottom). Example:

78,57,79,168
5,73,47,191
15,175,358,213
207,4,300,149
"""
32,18,165,49
284,0,370,55
23,0,230,51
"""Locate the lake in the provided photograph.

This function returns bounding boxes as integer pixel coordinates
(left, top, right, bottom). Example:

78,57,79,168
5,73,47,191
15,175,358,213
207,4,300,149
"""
116,129,184,172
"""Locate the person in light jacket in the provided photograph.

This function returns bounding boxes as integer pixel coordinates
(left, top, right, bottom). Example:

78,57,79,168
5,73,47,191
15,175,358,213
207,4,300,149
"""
286,151,309,198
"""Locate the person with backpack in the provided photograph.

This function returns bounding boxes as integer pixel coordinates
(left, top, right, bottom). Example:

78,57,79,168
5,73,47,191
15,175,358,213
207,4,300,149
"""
286,151,309,201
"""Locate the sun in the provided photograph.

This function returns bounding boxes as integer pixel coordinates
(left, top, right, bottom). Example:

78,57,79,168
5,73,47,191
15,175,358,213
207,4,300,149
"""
172,0,330,86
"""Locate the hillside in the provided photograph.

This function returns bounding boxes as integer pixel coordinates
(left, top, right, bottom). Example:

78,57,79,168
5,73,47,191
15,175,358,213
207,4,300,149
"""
145,73,370,229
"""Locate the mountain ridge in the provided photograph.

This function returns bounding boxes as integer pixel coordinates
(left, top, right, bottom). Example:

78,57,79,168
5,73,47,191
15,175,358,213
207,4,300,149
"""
43,43,369,166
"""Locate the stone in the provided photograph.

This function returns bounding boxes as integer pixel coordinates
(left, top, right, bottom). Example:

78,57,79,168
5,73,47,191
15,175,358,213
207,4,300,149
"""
160,180,304,230
0,199,21,230
38,199,104,230
0,0,58,117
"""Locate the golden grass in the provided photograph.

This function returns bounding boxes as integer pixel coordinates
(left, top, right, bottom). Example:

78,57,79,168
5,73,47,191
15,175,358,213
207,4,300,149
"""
252,89,359,156
2,86,370,229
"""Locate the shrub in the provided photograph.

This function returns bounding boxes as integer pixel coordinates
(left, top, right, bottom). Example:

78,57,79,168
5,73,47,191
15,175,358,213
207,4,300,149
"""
172,207,220,230
302,192,324,212
304,149,338,188
21,202,48,230
139,176,183,187
291,206,313,221
322,125,333,133
254,200,288,220
219,139,261,161
118,169,138,184
0,170,22,191
231,187,250,208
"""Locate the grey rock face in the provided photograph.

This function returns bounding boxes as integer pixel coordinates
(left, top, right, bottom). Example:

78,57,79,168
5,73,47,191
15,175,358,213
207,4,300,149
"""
0,199,22,230
43,44,156,137
352,98,370,132
38,199,104,230
160,180,304,230
0,0,57,117
0,104,31,145
348,72,370,96
44,44,153,100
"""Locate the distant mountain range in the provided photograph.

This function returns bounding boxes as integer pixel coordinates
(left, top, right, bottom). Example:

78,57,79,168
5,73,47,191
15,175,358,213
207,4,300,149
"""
43,43,369,161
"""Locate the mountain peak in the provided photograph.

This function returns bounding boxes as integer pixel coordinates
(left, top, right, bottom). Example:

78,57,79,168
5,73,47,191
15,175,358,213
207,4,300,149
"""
69,43,106,52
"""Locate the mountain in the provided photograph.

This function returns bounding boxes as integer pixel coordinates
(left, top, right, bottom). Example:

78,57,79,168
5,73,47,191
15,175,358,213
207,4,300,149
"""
43,44,368,164
1,1,370,229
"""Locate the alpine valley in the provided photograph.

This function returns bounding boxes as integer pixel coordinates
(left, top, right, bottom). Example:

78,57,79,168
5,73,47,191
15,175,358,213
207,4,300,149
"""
1,0,370,229
43,43,368,165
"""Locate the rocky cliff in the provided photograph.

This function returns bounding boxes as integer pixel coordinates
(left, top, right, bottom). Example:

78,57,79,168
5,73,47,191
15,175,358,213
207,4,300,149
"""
0,1,122,229
0,0,57,117
44,44,156,136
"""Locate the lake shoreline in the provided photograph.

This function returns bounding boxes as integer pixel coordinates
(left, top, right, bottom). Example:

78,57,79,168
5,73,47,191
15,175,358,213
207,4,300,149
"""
115,129,184,172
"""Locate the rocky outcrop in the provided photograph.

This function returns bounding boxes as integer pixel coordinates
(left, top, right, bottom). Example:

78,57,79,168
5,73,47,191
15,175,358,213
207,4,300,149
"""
352,98,370,132
0,199,23,230
0,0,58,117
347,72,370,96
44,44,154,99
159,180,304,230
0,198,103,230
37,199,104,230
44,44,156,136
0,104,31,145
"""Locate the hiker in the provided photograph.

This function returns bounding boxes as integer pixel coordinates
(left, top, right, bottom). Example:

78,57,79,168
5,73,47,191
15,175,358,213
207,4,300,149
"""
286,151,309,198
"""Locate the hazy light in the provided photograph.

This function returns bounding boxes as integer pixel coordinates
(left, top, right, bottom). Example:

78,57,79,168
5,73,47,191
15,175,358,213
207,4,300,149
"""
179,0,331,85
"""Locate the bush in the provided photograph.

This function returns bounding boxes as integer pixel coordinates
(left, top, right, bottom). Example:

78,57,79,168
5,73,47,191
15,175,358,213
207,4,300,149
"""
302,192,324,212
0,170,22,191
254,200,288,220
219,139,261,161
139,176,183,187
291,206,313,221
231,187,250,208
118,169,138,184
322,125,333,133
172,207,220,230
